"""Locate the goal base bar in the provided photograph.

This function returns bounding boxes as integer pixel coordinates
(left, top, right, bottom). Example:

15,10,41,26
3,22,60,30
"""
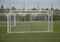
7,31,53,33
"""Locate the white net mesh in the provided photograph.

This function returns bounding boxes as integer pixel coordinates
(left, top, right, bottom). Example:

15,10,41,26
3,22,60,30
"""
7,10,53,33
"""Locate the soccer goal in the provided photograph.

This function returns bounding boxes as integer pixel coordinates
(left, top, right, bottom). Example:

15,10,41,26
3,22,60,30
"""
7,10,53,33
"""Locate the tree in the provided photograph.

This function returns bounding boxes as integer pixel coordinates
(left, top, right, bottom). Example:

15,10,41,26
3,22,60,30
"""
54,8,59,15
11,7,18,13
1,5,4,9
45,8,48,10
51,8,54,10
53,9,60,20
0,5,6,13
32,8,37,10
55,9,59,11
11,7,16,10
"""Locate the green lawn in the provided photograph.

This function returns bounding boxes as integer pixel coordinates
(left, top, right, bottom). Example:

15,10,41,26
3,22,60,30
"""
11,21,48,32
0,21,60,42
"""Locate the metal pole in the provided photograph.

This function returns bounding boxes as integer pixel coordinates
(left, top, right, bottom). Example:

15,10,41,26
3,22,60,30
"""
23,2,25,21
23,2,25,10
51,3,53,32
51,3,53,10
14,14,16,26
7,2,11,33
7,14,9,33
9,2,11,33
37,2,39,10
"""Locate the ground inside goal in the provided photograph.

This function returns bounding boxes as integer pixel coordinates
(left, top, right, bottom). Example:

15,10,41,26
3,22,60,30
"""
7,10,53,33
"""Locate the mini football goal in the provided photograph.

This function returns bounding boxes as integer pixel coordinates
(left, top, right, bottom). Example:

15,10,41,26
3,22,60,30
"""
7,10,53,33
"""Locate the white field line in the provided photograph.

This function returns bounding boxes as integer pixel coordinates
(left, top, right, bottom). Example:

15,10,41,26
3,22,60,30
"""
0,38,60,40
8,21,47,22
0,25,7,26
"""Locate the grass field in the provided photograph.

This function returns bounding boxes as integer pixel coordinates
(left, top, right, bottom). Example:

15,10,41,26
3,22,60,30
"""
0,21,60,42
11,21,48,33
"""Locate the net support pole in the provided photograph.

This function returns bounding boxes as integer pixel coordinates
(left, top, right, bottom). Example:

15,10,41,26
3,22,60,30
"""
14,14,16,26
7,13,11,33
7,14,10,33
7,2,11,33
9,14,11,32
51,11,53,32
48,10,53,32
48,15,50,32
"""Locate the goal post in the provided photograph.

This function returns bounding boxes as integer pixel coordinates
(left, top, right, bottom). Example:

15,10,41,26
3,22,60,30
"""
14,14,16,26
7,10,53,33
48,10,53,32
7,13,11,33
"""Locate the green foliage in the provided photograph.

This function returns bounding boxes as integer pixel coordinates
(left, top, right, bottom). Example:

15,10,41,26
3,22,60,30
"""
11,7,16,10
32,8,37,10
45,8,48,10
0,8,6,13
0,5,9,13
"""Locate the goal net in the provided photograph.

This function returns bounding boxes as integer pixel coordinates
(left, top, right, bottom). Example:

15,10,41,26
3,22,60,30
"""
7,10,53,33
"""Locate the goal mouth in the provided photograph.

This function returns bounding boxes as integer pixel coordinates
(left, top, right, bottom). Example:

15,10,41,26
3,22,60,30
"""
7,10,53,33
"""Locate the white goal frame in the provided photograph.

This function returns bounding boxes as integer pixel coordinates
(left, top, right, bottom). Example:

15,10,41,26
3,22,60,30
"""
7,10,53,33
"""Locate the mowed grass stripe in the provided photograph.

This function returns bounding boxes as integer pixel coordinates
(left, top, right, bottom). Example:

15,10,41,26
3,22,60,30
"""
11,21,48,32
0,21,60,42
